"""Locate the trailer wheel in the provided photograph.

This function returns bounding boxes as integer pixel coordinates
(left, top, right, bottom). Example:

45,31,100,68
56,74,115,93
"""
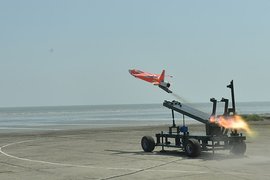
185,138,201,157
141,136,155,152
230,141,246,155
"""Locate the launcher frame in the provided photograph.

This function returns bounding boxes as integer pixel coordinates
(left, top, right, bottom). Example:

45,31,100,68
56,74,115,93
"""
141,80,247,157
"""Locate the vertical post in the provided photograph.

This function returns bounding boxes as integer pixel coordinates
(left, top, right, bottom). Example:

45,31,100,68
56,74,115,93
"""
227,80,236,115
210,98,217,116
221,98,229,134
227,80,237,135
221,98,229,116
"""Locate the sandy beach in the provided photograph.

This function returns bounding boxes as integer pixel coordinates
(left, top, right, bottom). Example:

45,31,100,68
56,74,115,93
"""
0,121,269,180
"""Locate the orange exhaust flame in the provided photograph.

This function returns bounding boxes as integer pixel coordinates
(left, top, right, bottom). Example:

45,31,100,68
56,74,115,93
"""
210,115,254,136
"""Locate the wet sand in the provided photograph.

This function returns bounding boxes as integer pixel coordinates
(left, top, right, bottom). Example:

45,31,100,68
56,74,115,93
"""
0,121,269,180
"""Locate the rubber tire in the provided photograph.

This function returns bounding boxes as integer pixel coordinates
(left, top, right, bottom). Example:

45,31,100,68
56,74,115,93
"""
185,138,201,157
230,141,246,155
141,136,155,152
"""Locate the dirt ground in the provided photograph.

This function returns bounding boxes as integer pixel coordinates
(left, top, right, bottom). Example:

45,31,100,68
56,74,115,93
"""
0,121,269,180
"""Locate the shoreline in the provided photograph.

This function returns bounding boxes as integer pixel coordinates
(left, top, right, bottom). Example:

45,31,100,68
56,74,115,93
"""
0,119,269,137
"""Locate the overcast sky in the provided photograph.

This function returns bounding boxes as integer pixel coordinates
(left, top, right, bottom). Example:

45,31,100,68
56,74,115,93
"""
0,0,270,107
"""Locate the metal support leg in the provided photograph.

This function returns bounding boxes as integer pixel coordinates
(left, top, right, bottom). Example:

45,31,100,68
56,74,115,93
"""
161,131,165,152
212,140,215,155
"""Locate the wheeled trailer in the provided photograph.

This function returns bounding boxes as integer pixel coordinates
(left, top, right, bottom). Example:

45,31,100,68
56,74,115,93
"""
141,80,247,157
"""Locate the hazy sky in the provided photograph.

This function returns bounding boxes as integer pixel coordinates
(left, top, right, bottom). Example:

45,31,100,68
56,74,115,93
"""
0,0,270,107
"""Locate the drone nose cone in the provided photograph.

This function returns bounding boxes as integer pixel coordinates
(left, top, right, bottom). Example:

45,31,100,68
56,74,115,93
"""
129,69,135,75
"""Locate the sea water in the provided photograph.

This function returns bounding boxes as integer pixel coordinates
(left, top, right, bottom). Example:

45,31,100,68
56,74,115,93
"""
0,102,269,132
